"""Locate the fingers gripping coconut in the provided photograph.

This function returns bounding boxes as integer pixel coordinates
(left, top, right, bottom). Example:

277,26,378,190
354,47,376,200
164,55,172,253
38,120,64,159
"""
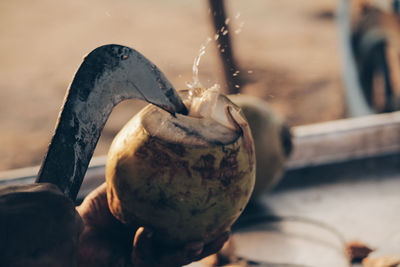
106,85,256,246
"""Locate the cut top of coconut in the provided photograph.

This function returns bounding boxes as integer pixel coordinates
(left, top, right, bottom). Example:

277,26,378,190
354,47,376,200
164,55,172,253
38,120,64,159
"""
141,87,242,147
187,85,238,131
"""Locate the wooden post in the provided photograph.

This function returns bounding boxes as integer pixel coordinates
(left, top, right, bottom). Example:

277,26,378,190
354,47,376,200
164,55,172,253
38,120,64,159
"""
208,0,242,94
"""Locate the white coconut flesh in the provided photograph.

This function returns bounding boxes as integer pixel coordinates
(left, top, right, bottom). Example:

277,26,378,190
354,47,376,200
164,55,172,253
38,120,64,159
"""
142,85,246,147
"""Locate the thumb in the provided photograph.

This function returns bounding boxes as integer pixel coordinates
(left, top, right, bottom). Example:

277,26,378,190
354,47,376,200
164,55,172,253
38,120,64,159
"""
131,227,154,266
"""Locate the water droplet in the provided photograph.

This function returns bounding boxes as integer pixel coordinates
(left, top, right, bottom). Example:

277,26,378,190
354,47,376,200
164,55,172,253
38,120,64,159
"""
225,18,230,25
187,37,212,92
235,22,245,35
235,12,241,19
222,30,229,36
214,34,219,40
247,70,253,74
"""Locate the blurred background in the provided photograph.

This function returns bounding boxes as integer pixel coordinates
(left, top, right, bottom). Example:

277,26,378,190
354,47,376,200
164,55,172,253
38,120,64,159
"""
0,0,360,171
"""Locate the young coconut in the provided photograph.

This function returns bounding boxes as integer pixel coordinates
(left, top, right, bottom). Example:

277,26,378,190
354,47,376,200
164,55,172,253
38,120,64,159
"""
106,86,256,246
227,94,292,197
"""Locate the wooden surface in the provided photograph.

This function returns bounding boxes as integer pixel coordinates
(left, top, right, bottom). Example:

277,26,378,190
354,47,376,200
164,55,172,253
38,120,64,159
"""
256,154,400,266
287,110,400,169
190,154,400,267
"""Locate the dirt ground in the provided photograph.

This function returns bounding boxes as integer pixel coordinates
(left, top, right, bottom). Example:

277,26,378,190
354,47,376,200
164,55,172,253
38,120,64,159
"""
0,0,344,171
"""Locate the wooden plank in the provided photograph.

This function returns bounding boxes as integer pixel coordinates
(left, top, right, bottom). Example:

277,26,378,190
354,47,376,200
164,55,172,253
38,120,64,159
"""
286,111,400,169
0,156,107,201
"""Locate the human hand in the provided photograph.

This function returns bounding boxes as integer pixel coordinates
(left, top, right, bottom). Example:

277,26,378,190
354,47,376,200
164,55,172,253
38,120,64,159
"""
0,183,82,267
132,227,230,267
77,182,230,267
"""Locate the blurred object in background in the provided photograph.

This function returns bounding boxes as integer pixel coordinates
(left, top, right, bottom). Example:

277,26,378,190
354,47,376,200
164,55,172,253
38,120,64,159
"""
228,94,292,197
344,0,400,114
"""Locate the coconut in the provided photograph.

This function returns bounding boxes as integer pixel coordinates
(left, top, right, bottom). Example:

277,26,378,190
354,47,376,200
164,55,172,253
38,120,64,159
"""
227,94,292,197
106,87,255,246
